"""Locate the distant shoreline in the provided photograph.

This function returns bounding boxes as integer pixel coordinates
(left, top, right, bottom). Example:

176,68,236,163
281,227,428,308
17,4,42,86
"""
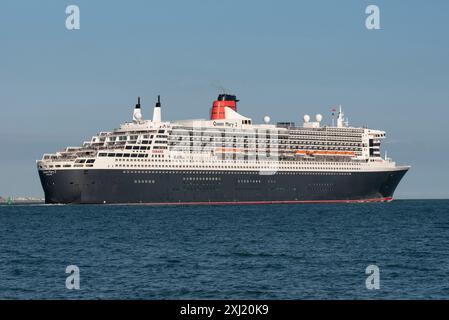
0,198,45,205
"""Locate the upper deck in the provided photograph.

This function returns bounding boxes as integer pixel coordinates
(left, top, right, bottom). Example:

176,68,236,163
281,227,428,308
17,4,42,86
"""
37,95,402,172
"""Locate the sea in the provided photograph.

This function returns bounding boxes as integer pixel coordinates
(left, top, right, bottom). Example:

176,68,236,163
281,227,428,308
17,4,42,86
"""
0,200,448,300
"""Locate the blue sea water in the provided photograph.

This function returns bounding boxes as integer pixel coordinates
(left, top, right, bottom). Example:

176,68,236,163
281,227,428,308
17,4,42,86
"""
0,200,449,300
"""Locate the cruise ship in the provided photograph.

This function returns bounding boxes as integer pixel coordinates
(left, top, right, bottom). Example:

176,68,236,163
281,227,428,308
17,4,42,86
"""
37,94,409,204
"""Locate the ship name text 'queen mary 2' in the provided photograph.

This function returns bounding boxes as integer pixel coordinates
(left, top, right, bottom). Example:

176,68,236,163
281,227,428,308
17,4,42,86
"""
37,94,409,204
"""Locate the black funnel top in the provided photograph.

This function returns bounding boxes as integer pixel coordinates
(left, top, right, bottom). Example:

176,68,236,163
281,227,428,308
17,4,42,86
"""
217,94,239,102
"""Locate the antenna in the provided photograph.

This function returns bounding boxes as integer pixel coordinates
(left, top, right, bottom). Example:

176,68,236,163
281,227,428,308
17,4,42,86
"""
210,81,229,95
337,104,344,127
219,86,228,95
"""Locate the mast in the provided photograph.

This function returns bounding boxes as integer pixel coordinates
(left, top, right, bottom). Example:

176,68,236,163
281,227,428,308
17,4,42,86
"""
132,96,143,123
152,95,161,122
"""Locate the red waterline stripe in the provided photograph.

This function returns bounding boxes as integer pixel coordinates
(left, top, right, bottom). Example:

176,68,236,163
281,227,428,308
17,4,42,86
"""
132,197,394,206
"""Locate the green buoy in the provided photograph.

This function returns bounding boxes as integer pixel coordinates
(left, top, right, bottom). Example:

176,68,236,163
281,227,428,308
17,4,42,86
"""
7,197,13,205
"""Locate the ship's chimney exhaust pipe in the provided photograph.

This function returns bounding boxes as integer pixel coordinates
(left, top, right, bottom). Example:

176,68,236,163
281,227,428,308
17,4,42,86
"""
153,95,162,122
210,94,238,120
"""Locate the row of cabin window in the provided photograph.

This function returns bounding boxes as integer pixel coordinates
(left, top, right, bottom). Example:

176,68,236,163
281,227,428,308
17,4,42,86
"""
75,159,96,164
122,170,353,176
99,153,149,158
125,145,151,150
115,162,361,171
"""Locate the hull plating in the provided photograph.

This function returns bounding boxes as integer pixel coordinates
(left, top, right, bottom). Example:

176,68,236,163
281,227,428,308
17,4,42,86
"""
38,169,408,205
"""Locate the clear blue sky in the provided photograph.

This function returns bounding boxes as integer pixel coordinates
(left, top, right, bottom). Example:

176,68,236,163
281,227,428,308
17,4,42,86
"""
1,0,448,198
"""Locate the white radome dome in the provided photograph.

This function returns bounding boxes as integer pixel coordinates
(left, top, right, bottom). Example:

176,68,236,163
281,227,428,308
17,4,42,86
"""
263,116,271,124
316,114,323,122
133,109,142,122
303,114,310,123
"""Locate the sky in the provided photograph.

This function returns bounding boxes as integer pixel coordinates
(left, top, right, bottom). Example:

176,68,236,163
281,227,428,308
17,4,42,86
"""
0,0,448,198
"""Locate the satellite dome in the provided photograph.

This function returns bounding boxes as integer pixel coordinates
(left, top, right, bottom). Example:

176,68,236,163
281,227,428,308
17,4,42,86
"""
263,116,270,124
316,114,323,122
303,114,310,123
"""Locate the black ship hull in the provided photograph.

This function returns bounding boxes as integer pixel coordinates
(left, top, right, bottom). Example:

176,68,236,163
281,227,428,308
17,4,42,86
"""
38,168,408,205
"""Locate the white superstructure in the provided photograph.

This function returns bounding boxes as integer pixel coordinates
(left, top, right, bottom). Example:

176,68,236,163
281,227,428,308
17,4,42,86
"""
37,95,408,175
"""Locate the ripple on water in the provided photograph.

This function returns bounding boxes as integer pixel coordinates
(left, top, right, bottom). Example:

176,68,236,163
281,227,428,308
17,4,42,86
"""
0,200,449,299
